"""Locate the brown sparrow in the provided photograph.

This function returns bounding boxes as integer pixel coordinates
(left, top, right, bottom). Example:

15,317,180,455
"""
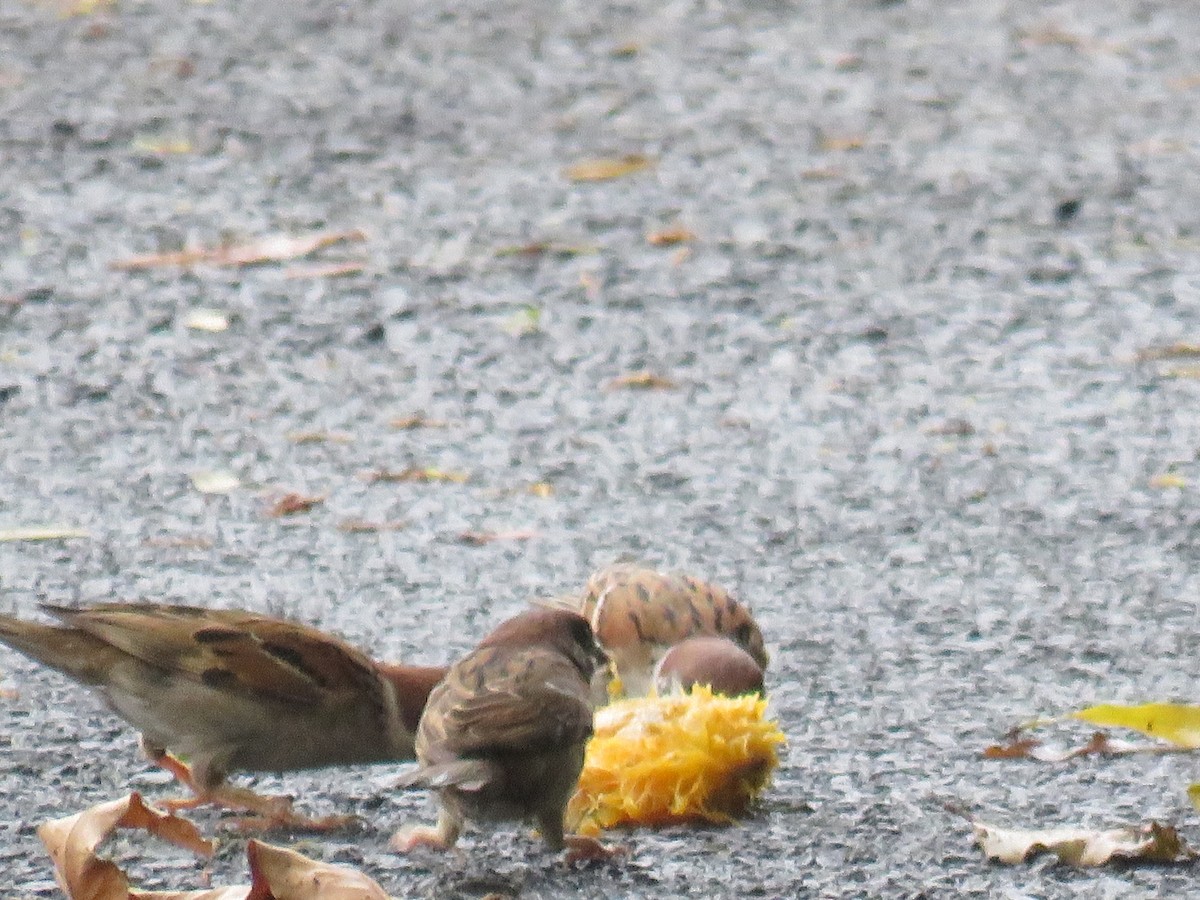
571,565,769,697
0,603,448,829
391,607,619,862
653,635,766,696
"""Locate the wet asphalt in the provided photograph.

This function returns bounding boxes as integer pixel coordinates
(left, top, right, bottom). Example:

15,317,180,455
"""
3,0,1200,896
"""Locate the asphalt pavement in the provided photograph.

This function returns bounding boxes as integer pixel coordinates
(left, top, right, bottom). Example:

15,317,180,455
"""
3,0,1200,896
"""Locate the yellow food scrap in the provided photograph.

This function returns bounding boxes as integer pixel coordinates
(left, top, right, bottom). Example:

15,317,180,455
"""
569,686,785,835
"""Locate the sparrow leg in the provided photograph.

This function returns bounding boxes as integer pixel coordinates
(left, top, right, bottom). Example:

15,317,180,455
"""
390,808,462,852
140,737,201,795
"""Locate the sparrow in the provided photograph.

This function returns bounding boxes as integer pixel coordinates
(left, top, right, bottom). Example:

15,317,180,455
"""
0,603,448,829
569,565,769,698
653,635,766,697
391,607,619,862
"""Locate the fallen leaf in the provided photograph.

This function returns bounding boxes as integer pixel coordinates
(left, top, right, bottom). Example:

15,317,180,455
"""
564,154,654,183
646,225,695,246
528,482,554,498
245,840,390,899
494,241,596,258
819,134,866,152
183,309,230,332
38,792,214,899
362,467,469,484
458,529,539,545
131,136,193,155
266,493,326,517
606,371,678,391
1163,365,1200,379
144,535,215,550
390,415,448,430
1072,702,1200,748
111,229,366,271
970,818,1195,866
191,470,241,494
282,261,366,280
287,430,354,444
0,526,90,542
37,792,391,899
338,518,408,534
982,730,1152,763
1150,473,1187,489
924,418,975,437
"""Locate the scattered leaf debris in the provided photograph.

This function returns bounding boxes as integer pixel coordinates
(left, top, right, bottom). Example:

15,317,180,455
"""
458,529,539,545
0,526,90,543
266,492,327,517
362,466,469,484
111,228,366,271
1150,473,1187,489
564,154,654,183
606,371,678,391
983,730,1159,763
190,470,241,494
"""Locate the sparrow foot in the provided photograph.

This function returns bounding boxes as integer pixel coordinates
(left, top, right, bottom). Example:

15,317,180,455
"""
563,834,628,864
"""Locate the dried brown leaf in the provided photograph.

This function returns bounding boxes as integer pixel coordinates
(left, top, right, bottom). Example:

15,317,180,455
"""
984,729,1180,763
111,229,366,271
494,241,596,259
245,840,390,899
287,430,354,445
924,418,975,437
458,529,540,546
564,154,654,183
266,493,327,518
606,371,678,391
971,819,1196,866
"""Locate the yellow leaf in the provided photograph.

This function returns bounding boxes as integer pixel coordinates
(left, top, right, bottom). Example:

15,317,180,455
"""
528,482,554,498
564,154,654,183
1150,473,1187,488
1071,702,1200,748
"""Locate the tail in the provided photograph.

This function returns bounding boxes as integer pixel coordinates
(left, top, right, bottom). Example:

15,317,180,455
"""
394,759,497,793
0,614,119,685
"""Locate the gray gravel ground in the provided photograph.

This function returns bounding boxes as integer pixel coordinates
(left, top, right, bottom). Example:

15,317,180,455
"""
3,0,1200,896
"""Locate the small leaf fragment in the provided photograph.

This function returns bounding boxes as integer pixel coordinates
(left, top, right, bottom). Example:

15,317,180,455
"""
338,518,408,534
646,225,695,246
283,260,366,280
1072,702,1200,748
607,371,678,391
971,818,1196,866
390,415,448,430
0,526,90,543
501,305,542,337
458,529,539,545
111,228,366,271
564,154,654,183
191,470,241,494
362,467,469,484
528,482,555,498
183,308,229,332
1150,473,1187,489
287,430,354,444
266,493,326,517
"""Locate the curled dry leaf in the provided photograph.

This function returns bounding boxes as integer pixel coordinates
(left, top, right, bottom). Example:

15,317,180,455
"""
971,818,1197,867
0,526,90,542
37,793,392,900
38,792,215,899
111,229,366,271
606,371,678,391
564,154,654,183
191,470,241,494
266,493,327,518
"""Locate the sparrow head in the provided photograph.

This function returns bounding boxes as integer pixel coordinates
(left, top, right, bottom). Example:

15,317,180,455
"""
480,608,608,681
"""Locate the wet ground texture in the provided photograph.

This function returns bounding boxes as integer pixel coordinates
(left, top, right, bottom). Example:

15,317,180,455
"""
3,0,1200,896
